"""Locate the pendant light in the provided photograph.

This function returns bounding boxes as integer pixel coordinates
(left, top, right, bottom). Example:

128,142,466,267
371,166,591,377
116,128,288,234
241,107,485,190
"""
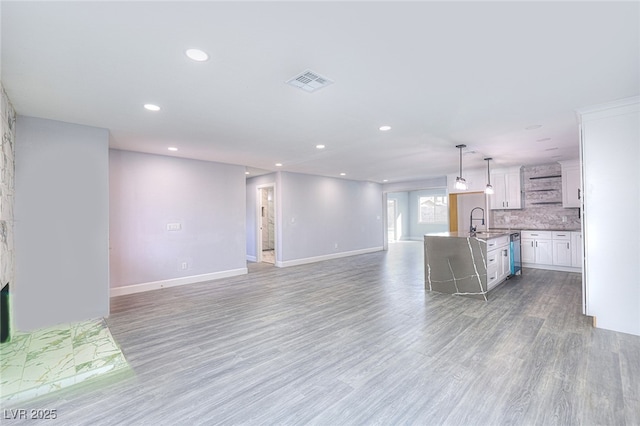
484,157,495,194
454,144,468,190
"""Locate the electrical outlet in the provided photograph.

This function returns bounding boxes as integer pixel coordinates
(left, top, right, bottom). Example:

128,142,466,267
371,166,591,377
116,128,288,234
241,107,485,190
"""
562,216,567,223
334,243,338,249
167,222,182,231
181,262,188,270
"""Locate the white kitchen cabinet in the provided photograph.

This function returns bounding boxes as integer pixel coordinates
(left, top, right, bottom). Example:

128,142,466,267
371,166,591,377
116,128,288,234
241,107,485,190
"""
498,245,511,278
571,232,583,268
521,230,582,272
521,231,553,265
489,166,523,210
486,235,511,290
535,239,553,265
521,238,535,263
552,232,572,266
559,160,581,208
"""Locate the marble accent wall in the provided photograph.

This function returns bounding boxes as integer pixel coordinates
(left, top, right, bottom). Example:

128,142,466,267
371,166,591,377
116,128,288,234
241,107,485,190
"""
1,85,16,292
491,163,581,230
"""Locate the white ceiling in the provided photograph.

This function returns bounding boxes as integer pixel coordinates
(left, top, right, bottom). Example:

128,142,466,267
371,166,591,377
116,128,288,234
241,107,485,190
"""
2,1,638,183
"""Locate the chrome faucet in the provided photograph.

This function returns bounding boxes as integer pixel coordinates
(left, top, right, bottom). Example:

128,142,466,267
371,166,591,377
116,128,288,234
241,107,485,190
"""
470,207,485,234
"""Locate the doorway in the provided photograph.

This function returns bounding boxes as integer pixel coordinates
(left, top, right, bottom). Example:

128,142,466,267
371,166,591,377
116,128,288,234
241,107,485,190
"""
257,185,276,264
387,199,397,243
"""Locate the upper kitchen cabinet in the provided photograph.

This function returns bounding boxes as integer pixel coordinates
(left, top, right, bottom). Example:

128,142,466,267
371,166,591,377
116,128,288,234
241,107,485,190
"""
489,166,523,210
559,160,581,208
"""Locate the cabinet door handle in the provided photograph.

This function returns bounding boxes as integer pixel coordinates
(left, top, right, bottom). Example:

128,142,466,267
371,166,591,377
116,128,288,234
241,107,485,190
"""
531,241,534,247
535,241,538,247
567,243,570,249
506,201,509,207
578,188,581,200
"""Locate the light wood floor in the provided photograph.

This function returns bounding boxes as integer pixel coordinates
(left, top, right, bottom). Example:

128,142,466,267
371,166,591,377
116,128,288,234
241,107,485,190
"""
6,242,640,425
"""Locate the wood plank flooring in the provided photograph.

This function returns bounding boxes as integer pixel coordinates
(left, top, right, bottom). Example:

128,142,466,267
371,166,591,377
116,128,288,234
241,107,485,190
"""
4,241,639,425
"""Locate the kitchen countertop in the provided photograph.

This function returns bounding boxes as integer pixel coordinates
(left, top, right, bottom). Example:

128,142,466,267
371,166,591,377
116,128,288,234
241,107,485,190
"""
425,231,511,239
490,227,581,232
425,228,581,239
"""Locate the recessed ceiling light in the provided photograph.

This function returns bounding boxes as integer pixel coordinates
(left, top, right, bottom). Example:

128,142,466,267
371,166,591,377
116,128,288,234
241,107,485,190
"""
525,124,542,130
316,144,326,149
340,172,346,176
167,147,178,151
185,48,209,62
383,179,389,182
144,104,161,111
379,125,392,131
245,171,250,175
275,163,283,167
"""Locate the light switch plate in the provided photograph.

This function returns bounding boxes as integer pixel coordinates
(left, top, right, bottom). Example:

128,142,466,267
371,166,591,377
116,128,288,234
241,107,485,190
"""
167,222,182,231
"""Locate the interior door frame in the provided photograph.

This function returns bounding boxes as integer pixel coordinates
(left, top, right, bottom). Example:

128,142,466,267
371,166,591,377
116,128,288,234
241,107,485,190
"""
256,184,277,264
387,198,397,242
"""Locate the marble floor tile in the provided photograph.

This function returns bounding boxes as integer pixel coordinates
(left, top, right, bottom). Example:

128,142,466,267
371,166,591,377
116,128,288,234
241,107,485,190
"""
0,318,129,404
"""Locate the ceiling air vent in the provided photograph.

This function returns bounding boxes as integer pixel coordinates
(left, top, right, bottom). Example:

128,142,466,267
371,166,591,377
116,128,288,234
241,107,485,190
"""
286,69,334,93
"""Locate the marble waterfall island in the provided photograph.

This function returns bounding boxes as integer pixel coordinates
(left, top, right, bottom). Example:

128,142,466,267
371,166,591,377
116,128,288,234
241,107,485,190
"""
424,231,512,300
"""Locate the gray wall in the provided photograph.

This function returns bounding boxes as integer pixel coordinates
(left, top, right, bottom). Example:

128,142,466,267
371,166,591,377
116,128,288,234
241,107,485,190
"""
15,116,109,331
109,150,247,287
280,172,383,262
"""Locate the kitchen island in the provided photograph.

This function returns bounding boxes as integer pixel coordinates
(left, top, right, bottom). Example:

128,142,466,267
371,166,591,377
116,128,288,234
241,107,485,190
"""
424,231,512,300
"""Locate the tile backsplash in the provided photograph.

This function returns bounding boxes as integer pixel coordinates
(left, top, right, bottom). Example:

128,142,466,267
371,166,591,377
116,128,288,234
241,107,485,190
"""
491,163,581,230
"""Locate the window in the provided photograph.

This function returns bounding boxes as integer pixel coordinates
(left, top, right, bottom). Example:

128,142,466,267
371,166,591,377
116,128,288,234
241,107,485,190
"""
418,195,448,223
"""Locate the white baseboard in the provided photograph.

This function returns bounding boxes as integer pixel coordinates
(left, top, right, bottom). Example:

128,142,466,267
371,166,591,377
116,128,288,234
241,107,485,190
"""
246,255,257,262
110,268,248,297
276,247,383,268
521,263,582,273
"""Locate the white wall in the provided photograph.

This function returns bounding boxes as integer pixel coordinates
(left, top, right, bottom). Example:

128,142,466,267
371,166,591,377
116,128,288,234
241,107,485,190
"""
109,150,247,293
387,192,410,240
579,97,640,336
279,172,383,266
383,176,446,193
15,116,109,331
407,188,450,238
457,192,487,233
447,168,488,194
